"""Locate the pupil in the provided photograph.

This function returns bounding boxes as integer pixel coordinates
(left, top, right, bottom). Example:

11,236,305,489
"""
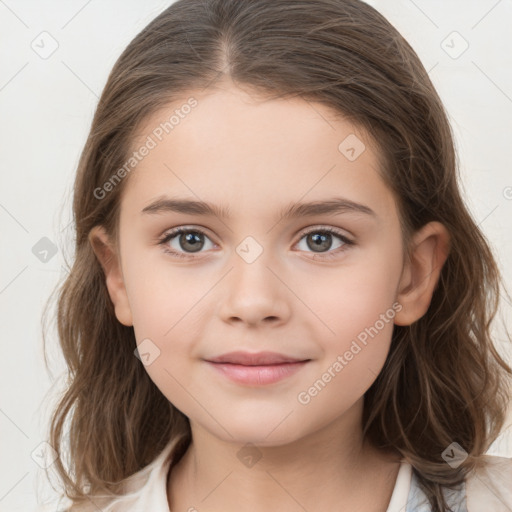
309,233,331,252
181,232,203,252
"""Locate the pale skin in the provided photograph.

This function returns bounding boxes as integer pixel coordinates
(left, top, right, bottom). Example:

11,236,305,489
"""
89,79,450,512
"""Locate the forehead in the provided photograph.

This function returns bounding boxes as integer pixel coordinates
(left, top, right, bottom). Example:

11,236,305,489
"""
121,83,396,223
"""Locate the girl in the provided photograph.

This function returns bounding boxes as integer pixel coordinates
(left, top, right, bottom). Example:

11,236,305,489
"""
41,0,512,511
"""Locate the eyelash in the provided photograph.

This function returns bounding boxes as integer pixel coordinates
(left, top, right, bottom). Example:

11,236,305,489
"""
157,226,354,261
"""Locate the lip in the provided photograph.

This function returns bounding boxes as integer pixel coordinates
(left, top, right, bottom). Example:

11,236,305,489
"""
206,350,307,365
205,351,310,386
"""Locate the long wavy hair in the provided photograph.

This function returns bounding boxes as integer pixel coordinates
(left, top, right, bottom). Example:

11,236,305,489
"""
42,1,512,510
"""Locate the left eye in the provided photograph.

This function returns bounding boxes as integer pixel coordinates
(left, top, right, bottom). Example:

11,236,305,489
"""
158,226,354,260
295,228,353,255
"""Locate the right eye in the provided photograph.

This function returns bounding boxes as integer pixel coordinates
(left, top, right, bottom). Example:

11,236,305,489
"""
158,227,216,259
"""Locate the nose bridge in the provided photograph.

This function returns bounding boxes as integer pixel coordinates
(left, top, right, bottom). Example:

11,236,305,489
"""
218,234,291,325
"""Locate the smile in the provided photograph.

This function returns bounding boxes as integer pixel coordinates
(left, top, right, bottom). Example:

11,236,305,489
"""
205,361,309,386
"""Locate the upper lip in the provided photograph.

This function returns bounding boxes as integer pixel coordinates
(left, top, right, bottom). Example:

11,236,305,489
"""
206,351,309,366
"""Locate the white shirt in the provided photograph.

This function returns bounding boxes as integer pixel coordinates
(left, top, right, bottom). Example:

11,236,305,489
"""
42,435,512,511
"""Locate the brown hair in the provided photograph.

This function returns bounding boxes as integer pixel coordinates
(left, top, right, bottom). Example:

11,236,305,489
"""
42,0,512,510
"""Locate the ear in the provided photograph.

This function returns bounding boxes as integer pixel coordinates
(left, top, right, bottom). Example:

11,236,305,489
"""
394,221,451,326
88,225,133,327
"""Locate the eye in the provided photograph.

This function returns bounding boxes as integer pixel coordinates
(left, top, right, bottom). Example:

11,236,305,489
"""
295,226,354,260
158,227,215,260
158,225,354,260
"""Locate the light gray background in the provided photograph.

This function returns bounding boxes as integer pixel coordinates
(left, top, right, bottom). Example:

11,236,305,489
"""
1,0,511,510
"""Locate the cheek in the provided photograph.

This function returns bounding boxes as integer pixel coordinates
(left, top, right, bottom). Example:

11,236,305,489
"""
294,275,400,426
124,258,211,390
305,245,402,348
124,252,208,341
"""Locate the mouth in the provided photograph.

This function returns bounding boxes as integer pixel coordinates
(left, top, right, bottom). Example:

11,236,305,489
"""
204,351,311,386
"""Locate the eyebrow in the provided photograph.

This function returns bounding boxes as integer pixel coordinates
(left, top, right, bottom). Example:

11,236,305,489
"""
141,196,376,220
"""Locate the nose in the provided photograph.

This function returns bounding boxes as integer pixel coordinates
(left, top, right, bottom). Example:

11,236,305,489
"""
217,250,292,328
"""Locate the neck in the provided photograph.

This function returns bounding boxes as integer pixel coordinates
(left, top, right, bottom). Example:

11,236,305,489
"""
167,399,402,512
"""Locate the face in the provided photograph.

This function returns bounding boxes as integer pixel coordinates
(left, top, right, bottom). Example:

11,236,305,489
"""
95,82,415,446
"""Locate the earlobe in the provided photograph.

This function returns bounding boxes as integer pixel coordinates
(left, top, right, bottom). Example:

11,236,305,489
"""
394,221,451,326
88,226,133,327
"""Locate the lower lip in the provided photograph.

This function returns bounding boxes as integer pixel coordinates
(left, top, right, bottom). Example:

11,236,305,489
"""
206,361,309,386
